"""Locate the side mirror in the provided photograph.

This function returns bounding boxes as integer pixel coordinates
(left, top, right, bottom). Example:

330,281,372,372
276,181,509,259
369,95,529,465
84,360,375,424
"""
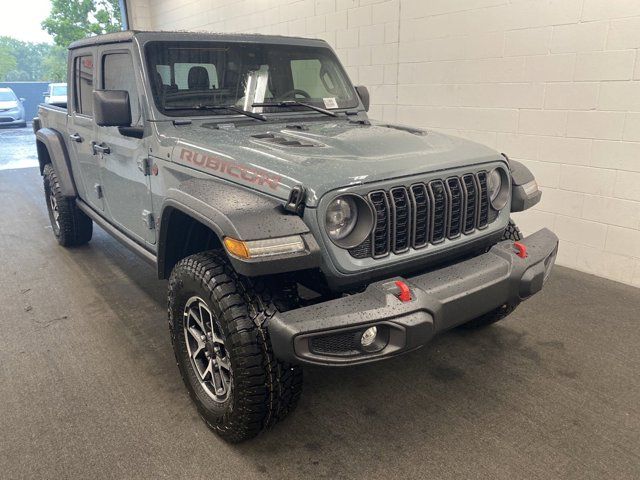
19,98,26,103
93,90,131,127
355,85,370,112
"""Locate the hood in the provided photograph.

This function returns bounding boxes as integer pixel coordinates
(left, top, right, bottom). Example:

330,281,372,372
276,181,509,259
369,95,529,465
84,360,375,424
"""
162,118,503,206
0,101,19,110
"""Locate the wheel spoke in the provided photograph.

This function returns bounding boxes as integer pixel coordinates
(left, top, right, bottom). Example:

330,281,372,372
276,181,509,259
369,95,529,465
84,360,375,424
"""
183,296,232,403
188,308,205,333
217,355,231,372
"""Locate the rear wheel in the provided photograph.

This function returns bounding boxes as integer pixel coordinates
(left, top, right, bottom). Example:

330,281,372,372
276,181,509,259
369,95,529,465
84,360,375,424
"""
168,251,303,443
460,219,522,329
43,163,92,247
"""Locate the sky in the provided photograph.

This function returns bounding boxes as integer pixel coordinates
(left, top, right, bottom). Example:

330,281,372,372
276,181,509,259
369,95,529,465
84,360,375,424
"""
0,0,53,44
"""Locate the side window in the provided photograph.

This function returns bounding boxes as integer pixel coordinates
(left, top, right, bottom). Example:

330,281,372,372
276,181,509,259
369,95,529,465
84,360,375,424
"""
103,52,140,124
74,55,94,116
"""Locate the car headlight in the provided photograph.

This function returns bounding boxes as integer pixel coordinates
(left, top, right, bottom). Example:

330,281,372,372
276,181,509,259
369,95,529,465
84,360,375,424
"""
487,167,509,210
326,196,358,240
324,194,374,248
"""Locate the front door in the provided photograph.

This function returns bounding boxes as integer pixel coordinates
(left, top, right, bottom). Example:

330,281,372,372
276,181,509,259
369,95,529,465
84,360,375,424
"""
94,48,155,245
68,52,103,211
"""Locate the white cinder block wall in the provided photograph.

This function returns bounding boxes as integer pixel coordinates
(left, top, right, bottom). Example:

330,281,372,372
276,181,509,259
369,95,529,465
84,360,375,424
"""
128,0,640,287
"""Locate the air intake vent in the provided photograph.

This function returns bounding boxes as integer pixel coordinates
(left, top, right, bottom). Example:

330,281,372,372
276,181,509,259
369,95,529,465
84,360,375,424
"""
252,132,320,147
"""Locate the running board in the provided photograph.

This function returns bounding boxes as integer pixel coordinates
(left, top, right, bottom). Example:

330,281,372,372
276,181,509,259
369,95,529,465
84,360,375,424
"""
76,199,157,267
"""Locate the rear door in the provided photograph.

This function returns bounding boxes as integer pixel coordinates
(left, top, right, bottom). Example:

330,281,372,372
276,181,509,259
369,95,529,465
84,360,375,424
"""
68,51,103,211
94,47,155,245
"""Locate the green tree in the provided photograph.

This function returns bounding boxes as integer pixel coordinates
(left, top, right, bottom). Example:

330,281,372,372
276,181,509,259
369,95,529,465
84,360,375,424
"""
42,0,122,48
0,46,18,81
42,46,67,82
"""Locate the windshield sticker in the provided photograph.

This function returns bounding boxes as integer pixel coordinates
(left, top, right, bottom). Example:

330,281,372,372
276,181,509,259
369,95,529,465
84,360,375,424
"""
323,97,339,109
179,148,281,190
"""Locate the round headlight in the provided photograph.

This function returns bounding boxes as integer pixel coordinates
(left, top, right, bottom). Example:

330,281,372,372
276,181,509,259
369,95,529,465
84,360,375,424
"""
487,168,509,210
326,196,358,240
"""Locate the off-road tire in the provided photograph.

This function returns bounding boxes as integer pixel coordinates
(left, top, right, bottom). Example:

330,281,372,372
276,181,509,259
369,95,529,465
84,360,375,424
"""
43,163,93,247
168,251,303,443
460,219,522,329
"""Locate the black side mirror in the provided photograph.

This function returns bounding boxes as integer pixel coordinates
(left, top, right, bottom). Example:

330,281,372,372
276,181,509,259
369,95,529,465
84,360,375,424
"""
355,85,370,112
93,90,131,127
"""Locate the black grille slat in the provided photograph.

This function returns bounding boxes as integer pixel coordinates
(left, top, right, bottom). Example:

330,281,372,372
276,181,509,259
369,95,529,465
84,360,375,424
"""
429,180,447,243
390,187,411,253
369,191,391,257
462,174,478,234
476,171,489,228
410,184,429,249
349,170,495,259
445,177,463,239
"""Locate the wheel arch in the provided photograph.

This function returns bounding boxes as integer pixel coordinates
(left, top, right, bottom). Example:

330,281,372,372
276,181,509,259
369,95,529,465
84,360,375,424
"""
35,128,77,197
157,181,320,279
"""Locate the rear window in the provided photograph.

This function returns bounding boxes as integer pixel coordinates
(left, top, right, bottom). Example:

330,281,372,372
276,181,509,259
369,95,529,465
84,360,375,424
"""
52,85,67,96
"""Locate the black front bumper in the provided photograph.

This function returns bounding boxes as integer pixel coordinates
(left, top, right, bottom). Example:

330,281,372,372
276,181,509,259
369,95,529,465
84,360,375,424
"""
269,228,559,366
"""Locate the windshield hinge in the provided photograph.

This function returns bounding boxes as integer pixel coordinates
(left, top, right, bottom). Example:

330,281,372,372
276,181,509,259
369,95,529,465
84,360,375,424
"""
284,185,306,216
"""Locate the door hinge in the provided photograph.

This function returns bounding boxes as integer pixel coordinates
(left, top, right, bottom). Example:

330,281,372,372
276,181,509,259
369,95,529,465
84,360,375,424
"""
94,184,103,199
138,157,151,176
142,210,155,230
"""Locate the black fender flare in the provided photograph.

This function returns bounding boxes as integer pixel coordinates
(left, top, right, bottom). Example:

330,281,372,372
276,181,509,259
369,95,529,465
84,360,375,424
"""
508,159,542,212
35,128,78,197
157,178,320,278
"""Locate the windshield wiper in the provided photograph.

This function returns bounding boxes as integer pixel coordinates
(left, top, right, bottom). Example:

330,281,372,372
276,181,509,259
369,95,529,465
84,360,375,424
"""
165,104,267,121
252,100,338,118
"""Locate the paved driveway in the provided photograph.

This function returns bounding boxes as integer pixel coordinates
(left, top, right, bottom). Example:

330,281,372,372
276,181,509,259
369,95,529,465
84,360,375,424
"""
0,135,638,479
0,125,38,171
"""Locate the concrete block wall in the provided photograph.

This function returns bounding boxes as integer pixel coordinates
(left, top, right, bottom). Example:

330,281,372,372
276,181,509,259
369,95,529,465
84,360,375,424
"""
128,0,640,287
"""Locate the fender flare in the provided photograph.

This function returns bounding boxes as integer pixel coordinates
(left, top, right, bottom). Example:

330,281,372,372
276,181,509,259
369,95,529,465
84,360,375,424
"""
509,159,542,212
35,128,78,197
157,178,320,278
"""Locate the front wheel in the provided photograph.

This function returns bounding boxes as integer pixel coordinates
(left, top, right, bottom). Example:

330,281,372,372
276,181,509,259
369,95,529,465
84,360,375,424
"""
168,251,303,443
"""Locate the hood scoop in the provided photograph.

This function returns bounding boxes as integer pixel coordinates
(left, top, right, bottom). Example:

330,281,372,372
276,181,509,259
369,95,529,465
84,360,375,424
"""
252,132,323,148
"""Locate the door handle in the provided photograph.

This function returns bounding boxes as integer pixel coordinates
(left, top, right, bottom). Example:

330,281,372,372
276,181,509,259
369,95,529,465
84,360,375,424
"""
69,133,83,143
91,142,111,155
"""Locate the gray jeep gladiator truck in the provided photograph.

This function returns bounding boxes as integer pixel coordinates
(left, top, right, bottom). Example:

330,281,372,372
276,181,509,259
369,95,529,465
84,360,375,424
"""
34,30,558,442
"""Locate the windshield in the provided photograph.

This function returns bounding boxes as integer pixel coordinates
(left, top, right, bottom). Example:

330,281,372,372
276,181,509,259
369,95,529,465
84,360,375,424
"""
0,91,17,102
145,41,357,117
51,85,67,96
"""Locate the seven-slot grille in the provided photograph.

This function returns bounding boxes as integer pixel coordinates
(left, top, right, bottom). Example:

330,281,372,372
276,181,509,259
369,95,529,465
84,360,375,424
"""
350,171,491,259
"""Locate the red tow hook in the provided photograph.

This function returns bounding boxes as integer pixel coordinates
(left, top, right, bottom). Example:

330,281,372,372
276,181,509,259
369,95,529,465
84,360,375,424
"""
395,280,412,302
514,241,528,259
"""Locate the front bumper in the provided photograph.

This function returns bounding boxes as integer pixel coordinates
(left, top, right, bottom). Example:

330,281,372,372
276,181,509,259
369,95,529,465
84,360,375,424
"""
269,228,558,366
0,113,25,126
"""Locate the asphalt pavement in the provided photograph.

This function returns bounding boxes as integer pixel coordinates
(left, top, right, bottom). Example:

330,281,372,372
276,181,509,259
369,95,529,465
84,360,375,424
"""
0,127,638,479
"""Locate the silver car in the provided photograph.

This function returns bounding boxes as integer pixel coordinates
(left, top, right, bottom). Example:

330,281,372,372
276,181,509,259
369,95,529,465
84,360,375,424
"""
0,87,26,127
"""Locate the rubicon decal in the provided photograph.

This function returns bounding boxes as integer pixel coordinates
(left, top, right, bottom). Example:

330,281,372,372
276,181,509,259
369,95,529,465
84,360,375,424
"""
179,148,281,190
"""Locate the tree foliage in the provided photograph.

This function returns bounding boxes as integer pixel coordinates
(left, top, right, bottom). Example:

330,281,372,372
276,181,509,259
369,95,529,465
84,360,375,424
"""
0,37,67,81
0,1,123,81
0,45,18,80
42,0,123,48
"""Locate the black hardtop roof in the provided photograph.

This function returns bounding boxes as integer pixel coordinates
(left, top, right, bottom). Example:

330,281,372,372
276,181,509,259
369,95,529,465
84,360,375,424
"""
68,30,329,50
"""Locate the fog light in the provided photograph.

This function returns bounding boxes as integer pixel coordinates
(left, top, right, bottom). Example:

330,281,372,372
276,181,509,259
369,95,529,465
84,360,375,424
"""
361,326,378,347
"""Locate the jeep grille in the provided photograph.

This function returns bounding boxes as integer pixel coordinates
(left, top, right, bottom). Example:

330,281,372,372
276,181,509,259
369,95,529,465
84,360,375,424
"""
349,171,491,259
